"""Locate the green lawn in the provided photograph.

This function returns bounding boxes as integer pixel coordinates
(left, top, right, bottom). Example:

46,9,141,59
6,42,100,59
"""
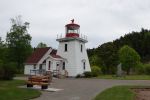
98,75,150,80
0,80,41,100
94,86,135,100
15,74,26,77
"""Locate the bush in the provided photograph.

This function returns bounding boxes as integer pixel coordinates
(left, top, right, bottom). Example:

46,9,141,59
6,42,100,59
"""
84,71,92,78
0,60,16,80
76,74,81,78
144,64,150,75
91,66,101,77
75,74,84,78
135,63,145,74
135,63,150,75
3,62,16,80
83,66,101,78
0,60,4,79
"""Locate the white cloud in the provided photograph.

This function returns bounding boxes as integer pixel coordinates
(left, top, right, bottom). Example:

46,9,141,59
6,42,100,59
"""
0,0,150,48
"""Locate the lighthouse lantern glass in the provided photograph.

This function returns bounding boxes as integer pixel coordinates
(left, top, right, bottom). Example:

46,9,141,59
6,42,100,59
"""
67,29,79,34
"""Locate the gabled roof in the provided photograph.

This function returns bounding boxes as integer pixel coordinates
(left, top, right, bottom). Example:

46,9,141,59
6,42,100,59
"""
50,49,62,58
25,47,51,64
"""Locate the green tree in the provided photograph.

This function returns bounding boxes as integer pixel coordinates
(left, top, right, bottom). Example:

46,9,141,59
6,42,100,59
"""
0,37,7,61
0,37,3,58
114,28,150,62
36,42,47,48
6,16,32,72
89,55,102,66
87,28,150,74
91,66,101,77
97,42,118,74
0,37,17,80
0,37,3,46
0,60,4,79
0,61,17,80
119,45,141,75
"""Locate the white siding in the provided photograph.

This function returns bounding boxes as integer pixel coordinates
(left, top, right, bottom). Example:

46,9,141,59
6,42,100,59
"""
24,64,34,75
45,57,63,72
57,39,91,76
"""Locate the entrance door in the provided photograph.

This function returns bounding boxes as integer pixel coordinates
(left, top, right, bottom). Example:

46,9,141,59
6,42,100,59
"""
39,64,43,74
48,61,51,70
56,63,60,71
39,64,42,70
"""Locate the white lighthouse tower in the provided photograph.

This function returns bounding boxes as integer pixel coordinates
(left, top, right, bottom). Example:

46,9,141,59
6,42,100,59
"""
56,19,91,77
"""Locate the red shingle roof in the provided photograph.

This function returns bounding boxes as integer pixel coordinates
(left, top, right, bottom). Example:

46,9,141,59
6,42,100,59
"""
25,47,51,64
50,49,62,58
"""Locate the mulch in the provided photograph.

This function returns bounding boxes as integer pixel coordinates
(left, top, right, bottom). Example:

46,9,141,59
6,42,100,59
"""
132,88,150,100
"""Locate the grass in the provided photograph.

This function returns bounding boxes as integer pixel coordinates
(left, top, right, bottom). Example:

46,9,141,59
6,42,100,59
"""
94,86,135,100
98,75,150,80
15,74,26,77
0,80,41,100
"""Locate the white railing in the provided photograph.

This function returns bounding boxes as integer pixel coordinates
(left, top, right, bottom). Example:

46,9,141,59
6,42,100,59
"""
57,33,88,41
57,34,64,39
80,34,88,40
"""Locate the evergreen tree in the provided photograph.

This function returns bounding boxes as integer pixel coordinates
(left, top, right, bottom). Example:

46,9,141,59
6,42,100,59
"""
97,42,118,74
87,28,150,74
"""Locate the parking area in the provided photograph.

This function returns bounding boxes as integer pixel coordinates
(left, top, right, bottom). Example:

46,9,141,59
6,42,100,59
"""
29,78,150,100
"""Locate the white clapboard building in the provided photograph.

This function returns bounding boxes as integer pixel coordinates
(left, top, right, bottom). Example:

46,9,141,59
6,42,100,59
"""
24,20,91,77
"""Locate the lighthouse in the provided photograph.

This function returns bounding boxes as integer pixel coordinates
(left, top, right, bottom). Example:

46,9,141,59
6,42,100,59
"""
56,20,91,77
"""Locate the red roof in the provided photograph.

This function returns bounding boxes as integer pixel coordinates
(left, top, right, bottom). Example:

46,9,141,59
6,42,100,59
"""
25,47,51,64
50,49,62,58
65,23,80,29
65,20,80,28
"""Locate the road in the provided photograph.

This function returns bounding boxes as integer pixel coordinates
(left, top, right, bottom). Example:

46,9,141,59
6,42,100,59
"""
30,78,150,100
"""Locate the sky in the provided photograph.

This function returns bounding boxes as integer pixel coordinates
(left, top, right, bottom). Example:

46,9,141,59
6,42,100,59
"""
0,0,150,49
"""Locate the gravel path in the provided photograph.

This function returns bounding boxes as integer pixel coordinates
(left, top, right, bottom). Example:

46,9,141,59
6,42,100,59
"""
29,78,150,100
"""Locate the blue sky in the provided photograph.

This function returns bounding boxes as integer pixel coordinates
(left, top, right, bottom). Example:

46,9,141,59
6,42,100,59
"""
0,0,150,48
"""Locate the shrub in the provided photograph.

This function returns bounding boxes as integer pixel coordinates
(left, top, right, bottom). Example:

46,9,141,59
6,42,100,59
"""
91,66,101,77
144,64,150,75
0,60,16,80
84,71,92,78
135,63,145,74
3,62,17,80
75,74,84,78
0,60,4,79
76,74,81,78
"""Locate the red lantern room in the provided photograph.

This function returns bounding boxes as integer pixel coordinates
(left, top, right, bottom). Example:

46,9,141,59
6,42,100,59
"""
65,19,80,38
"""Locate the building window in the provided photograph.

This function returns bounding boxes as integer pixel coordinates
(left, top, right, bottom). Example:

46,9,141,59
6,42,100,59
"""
63,62,65,70
65,44,67,52
57,63,59,67
81,44,83,52
83,62,86,70
39,64,42,70
48,61,51,70
33,65,36,69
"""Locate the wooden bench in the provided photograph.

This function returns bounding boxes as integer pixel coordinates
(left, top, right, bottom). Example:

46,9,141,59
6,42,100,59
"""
27,75,50,89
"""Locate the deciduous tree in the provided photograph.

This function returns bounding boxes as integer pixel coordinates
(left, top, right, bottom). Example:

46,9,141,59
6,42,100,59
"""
119,45,141,75
6,16,32,72
37,42,47,48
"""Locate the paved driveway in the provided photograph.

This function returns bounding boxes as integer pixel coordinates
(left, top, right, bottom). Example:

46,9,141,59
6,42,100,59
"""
31,78,150,100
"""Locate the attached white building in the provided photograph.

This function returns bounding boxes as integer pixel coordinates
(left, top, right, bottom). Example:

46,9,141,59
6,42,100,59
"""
24,47,66,75
24,20,91,77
